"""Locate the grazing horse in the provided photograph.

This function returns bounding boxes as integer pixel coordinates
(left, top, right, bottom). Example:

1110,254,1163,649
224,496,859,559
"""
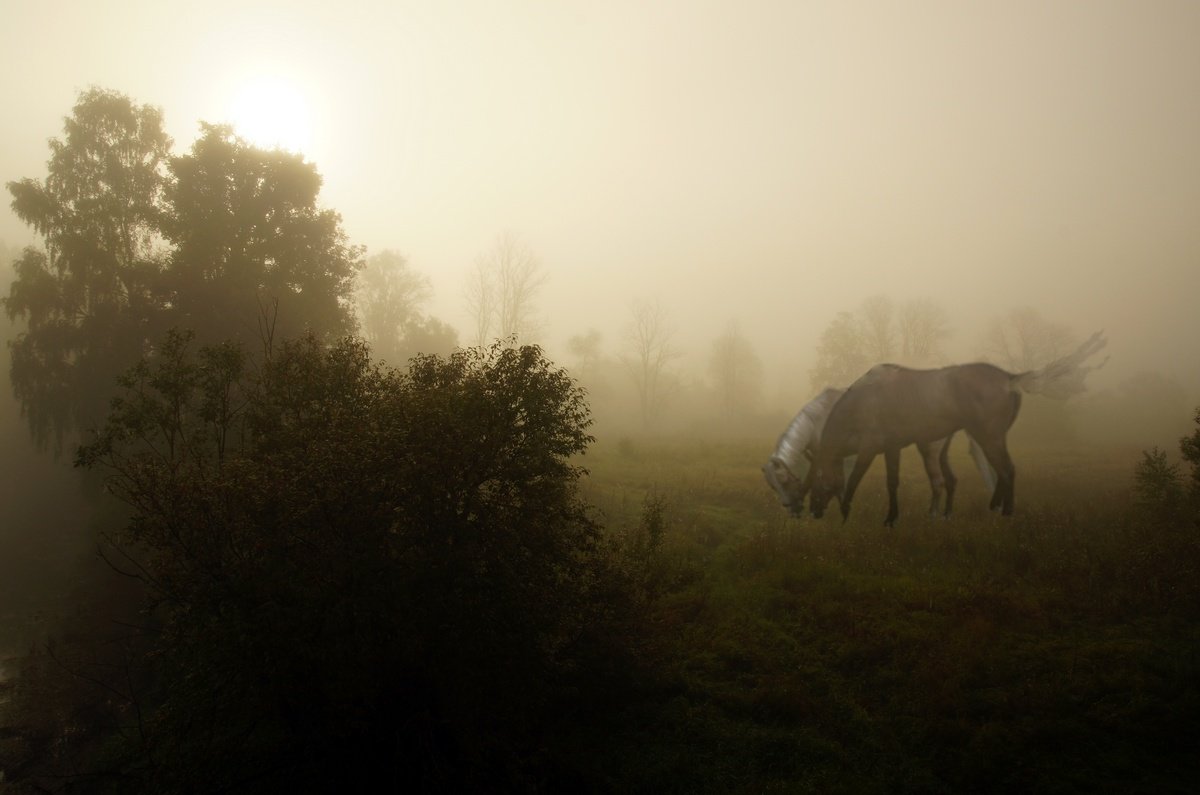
763,388,995,519
808,332,1107,525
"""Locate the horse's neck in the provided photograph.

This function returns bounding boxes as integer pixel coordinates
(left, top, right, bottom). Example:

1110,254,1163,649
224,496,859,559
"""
775,412,814,471
775,392,838,470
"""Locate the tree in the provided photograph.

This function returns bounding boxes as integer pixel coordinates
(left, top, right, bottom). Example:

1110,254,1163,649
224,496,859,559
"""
163,123,361,347
464,257,496,347
4,88,172,450
65,333,631,790
981,307,1075,371
809,296,954,390
567,328,603,381
355,249,457,364
898,298,950,365
708,321,763,420
4,93,363,452
809,310,868,389
622,299,680,428
465,232,546,345
396,314,459,361
858,295,895,361
357,249,430,356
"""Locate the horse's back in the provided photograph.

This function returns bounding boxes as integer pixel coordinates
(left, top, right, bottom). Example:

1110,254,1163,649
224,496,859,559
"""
830,363,1017,449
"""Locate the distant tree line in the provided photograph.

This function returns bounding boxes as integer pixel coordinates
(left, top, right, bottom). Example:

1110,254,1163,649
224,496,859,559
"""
809,295,951,389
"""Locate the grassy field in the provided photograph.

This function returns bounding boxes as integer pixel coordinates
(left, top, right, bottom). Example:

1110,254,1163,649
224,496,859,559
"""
573,434,1200,793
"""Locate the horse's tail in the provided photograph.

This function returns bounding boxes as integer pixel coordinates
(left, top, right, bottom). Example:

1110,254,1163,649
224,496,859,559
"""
965,435,998,494
1011,330,1108,399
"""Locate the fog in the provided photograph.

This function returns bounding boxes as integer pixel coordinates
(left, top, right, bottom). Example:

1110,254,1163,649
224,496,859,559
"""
2,3,1200,785
3,0,1198,412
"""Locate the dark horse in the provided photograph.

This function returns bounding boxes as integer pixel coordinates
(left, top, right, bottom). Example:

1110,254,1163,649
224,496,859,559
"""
808,332,1107,526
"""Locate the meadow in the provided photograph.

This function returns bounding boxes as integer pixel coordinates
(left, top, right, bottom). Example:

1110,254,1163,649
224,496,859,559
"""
573,431,1200,793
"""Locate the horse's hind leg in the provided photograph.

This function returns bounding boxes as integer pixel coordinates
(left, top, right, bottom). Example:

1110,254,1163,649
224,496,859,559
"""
966,434,997,496
939,433,958,518
973,434,1016,516
918,441,945,518
999,445,1016,515
883,447,901,527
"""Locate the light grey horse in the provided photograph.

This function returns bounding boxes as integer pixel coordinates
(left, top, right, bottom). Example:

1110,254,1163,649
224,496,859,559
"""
763,387,996,519
807,332,1108,525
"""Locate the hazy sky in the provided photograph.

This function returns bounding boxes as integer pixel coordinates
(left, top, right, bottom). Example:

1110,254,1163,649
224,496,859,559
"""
2,0,1198,400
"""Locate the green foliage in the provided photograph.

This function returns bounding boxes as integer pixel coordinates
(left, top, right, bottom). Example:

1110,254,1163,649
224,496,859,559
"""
4,91,362,453
355,248,457,365
1133,447,1184,518
1133,406,1200,525
575,435,1200,792
10,397,1200,791
1181,406,1200,504
4,88,172,450
163,123,362,346
64,335,632,790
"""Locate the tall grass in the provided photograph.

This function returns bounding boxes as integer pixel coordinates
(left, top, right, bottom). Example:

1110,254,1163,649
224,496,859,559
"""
575,435,1200,793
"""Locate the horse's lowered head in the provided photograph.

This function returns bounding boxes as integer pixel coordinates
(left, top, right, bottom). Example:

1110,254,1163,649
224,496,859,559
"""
763,388,844,518
762,452,812,517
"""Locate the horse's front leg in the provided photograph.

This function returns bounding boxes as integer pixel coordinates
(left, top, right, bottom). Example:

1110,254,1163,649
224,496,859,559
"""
841,452,877,522
883,447,901,527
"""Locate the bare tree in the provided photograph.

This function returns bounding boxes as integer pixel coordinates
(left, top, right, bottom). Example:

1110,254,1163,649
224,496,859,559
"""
622,299,680,428
464,259,495,347
567,328,603,381
708,321,763,420
981,307,1075,371
858,295,895,361
898,298,950,365
356,250,432,363
465,232,547,345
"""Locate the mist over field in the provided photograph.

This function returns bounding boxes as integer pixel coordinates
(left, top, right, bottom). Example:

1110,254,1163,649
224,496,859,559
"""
2,1,1199,791
3,1,1199,401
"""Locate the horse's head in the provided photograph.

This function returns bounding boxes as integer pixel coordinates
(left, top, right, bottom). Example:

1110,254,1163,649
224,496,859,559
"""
762,454,810,517
807,460,844,520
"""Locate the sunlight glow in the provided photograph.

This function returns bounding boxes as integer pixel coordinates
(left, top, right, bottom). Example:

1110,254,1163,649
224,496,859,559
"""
229,74,313,154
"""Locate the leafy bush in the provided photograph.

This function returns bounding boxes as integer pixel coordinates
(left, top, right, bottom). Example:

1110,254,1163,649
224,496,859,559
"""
1135,406,1200,524
1182,407,1200,508
1132,447,1184,518
59,332,636,791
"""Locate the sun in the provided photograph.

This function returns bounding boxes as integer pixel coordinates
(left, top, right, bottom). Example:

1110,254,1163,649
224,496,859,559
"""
229,74,313,154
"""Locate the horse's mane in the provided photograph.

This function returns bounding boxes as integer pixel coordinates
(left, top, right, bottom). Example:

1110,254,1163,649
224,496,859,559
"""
772,387,844,471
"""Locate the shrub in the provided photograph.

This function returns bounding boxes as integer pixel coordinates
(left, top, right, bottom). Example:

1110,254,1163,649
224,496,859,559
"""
62,332,632,791
1133,447,1184,519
